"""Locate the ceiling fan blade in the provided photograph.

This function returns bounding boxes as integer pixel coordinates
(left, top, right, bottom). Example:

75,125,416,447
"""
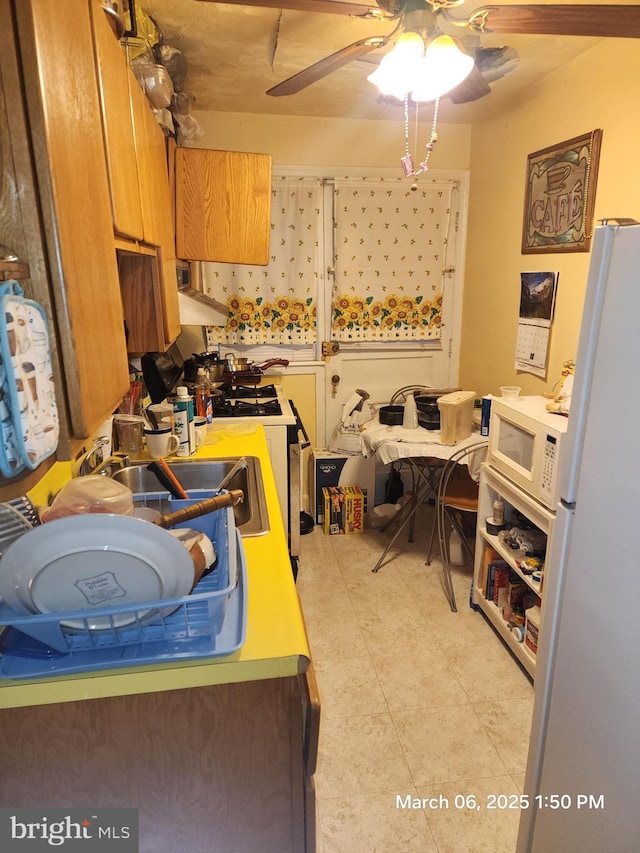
468,4,640,39
267,37,386,96
195,0,385,18
447,64,491,103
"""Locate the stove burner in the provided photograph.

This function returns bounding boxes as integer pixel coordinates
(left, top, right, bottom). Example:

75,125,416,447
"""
224,384,278,399
211,394,283,418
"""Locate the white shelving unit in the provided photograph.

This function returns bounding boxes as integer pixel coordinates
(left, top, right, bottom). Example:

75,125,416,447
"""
473,463,556,679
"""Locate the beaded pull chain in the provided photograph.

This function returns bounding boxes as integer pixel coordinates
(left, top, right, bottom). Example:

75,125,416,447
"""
400,95,440,191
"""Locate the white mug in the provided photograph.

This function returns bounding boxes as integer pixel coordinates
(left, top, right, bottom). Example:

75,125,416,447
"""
144,426,180,460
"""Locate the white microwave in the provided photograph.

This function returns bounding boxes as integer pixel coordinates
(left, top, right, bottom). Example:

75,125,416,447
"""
487,396,568,510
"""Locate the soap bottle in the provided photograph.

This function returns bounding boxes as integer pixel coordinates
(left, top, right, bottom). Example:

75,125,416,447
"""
402,391,418,429
174,386,196,456
195,368,212,423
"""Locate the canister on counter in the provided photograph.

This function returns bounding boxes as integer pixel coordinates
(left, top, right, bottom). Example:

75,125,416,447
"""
481,394,493,437
173,386,196,456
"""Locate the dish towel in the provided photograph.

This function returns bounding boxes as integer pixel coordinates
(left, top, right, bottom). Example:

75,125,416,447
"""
0,280,59,477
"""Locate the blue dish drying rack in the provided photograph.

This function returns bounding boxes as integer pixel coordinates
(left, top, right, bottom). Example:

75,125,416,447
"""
0,491,247,680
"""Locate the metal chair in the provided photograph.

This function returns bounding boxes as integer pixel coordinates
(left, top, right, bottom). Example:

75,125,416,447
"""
426,441,488,612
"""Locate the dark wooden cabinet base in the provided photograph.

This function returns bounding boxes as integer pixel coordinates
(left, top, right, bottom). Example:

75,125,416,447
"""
0,676,315,852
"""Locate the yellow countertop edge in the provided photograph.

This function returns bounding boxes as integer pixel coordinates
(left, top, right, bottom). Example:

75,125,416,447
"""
0,426,311,709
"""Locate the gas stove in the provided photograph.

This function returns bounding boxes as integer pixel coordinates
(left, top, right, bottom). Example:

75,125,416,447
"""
211,385,295,426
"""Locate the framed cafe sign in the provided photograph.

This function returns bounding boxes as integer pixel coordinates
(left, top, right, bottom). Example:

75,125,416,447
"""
522,129,603,254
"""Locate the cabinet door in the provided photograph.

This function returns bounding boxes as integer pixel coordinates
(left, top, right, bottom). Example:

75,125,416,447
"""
129,81,180,346
89,0,143,240
15,0,129,438
175,148,272,264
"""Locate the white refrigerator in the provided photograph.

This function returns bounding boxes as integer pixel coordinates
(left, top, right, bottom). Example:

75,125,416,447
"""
517,222,640,851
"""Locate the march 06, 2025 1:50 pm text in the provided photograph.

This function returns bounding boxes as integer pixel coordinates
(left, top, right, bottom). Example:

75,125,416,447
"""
395,793,606,812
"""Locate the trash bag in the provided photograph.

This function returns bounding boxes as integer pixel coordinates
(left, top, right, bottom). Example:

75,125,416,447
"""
384,464,404,504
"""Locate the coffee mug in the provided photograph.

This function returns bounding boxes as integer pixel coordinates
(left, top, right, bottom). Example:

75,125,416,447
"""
144,426,180,460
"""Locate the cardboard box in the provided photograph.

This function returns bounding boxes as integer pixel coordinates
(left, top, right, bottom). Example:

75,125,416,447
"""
312,451,375,524
322,485,365,535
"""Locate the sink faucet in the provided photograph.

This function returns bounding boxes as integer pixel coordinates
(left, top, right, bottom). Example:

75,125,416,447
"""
73,437,130,477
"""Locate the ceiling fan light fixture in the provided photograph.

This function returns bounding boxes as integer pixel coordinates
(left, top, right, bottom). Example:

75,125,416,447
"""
367,31,425,99
411,34,474,102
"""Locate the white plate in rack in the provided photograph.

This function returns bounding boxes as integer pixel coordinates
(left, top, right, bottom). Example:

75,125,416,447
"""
0,514,194,630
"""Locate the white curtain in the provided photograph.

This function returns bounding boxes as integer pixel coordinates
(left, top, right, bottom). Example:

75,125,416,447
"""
332,177,456,341
204,177,321,345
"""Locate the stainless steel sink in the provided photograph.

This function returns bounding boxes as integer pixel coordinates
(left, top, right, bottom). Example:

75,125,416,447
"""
111,456,269,537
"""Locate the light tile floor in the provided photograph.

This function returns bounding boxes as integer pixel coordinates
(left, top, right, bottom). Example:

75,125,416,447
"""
297,506,534,853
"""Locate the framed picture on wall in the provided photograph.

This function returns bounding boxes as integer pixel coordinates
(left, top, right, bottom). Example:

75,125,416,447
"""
522,129,603,254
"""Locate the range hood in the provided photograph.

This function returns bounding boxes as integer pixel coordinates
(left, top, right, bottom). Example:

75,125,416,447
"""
177,261,228,326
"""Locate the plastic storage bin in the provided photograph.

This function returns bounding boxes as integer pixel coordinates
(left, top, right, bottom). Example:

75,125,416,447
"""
437,390,476,444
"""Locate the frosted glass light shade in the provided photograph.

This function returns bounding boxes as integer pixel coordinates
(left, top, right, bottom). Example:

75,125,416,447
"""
411,35,474,102
367,32,425,99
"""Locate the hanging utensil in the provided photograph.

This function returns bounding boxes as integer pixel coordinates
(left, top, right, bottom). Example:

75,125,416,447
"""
145,406,159,429
146,460,189,499
153,489,244,529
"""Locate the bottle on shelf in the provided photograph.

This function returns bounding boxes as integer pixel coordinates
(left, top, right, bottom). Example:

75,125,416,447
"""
524,597,542,655
195,368,213,424
173,386,196,456
492,495,505,527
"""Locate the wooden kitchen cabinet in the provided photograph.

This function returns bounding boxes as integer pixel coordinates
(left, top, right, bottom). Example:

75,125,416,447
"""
175,147,272,264
90,0,180,352
0,0,130,452
0,675,319,852
128,72,181,349
89,0,144,241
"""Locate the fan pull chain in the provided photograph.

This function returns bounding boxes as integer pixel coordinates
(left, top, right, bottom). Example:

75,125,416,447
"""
400,96,440,190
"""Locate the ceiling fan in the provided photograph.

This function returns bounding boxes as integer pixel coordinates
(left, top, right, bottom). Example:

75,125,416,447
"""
196,1,640,104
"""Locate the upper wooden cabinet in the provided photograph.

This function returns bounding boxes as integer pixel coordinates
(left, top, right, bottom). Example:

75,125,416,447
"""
175,148,272,265
89,0,180,353
6,0,130,443
89,0,144,241
128,79,181,349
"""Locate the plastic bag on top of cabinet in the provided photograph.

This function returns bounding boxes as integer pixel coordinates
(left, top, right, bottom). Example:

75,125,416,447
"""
0,280,58,478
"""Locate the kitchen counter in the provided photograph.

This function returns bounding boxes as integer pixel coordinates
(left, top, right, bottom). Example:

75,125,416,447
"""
0,425,310,709
0,425,318,851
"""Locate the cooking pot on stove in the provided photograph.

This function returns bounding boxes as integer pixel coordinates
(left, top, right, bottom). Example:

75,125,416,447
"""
222,358,289,386
183,352,223,385
224,354,250,372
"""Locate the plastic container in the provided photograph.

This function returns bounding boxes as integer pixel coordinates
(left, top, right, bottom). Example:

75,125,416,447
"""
41,476,134,521
500,386,522,401
402,391,418,429
173,386,196,456
131,62,174,108
525,598,542,655
368,503,401,529
437,390,476,444
449,529,465,565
